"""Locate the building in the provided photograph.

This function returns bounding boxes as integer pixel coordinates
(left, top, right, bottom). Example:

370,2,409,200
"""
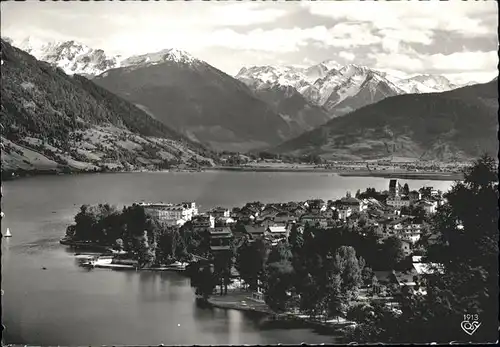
300,214,329,227
416,200,437,214
258,217,279,229
244,225,266,240
141,202,198,225
259,206,281,220
321,208,335,219
337,207,352,221
335,196,365,212
386,195,410,208
209,227,233,252
215,216,236,226
208,207,231,219
192,214,215,231
274,212,296,224
266,225,288,243
282,202,300,212
389,179,400,197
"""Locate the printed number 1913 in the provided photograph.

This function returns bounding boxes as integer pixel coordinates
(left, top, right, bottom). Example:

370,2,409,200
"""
463,314,479,322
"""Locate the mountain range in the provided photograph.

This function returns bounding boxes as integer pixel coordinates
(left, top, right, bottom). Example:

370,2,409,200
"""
0,39,216,176
272,78,498,161
236,63,460,119
3,37,496,161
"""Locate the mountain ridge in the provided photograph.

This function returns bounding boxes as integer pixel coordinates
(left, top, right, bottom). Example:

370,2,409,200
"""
271,79,498,161
1,39,216,175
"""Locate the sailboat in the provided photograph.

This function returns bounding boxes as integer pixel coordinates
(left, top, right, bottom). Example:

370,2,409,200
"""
4,228,12,238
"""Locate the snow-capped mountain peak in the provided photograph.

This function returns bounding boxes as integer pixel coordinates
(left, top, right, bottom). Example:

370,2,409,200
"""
320,59,342,71
11,37,205,77
120,48,201,69
14,37,121,77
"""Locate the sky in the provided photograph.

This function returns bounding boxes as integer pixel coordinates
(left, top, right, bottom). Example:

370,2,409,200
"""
1,0,498,84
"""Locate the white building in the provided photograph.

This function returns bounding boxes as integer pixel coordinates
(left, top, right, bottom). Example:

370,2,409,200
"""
386,195,411,208
142,201,198,225
338,207,352,221
417,200,437,214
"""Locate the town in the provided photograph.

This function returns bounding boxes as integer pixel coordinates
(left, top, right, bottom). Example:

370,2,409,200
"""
61,178,449,333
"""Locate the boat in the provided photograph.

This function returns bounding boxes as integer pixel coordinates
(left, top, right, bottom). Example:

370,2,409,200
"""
4,228,12,238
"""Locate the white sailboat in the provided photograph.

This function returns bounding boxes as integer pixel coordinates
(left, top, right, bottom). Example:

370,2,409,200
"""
4,228,12,237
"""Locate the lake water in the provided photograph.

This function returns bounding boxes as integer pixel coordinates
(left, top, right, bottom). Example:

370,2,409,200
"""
1,171,455,345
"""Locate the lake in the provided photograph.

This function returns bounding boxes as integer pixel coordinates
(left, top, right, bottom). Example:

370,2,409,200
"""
1,171,455,345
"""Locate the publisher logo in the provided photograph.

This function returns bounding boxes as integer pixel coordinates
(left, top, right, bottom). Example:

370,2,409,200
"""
461,314,481,336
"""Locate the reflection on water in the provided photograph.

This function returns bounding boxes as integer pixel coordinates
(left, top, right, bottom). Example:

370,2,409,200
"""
2,172,454,345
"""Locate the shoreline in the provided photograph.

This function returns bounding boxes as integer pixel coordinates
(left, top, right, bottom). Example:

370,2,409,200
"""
204,291,353,336
209,166,463,180
3,165,463,182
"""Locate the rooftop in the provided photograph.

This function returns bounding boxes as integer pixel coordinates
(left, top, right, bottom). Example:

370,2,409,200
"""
267,226,287,233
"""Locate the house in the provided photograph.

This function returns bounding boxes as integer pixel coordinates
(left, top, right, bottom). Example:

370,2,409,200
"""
321,208,335,219
290,206,307,217
259,205,281,219
209,227,233,252
244,225,266,240
300,214,329,228
282,202,299,212
266,225,288,241
335,196,365,212
208,207,231,219
142,202,198,225
274,211,296,224
139,202,198,224
192,214,215,231
399,223,422,244
393,270,418,287
308,200,327,214
257,217,278,229
233,205,260,219
416,200,437,214
412,259,444,275
337,207,352,221
215,216,236,226
386,195,411,208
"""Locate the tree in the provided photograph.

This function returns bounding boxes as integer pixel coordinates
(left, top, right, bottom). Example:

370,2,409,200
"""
137,230,155,268
189,262,216,300
382,236,405,269
213,251,234,295
402,183,410,196
288,224,304,255
264,259,295,313
115,238,124,251
236,238,268,291
361,266,374,286
349,155,499,343
264,241,295,312
333,246,363,299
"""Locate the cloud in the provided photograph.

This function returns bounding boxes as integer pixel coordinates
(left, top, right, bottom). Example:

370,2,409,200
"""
302,1,497,37
369,48,498,78
427,50,498,72
208,3,288,27
368,51,425,73
338,51,355,61
444,71,498,85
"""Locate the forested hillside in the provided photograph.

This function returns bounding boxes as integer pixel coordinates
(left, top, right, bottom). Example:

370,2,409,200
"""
272,79,498,161
1,39,216,177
